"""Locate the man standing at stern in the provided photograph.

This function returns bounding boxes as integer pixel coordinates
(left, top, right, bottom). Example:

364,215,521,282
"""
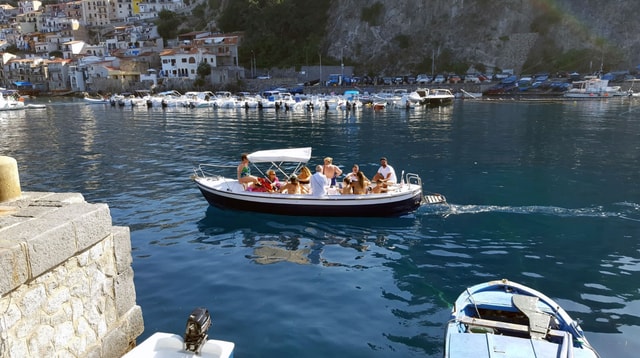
311,165,330,196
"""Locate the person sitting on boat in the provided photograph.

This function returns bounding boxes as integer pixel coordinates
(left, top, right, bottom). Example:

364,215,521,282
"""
341,177,353,194
237,153,260,188
372,157,397,185
322,157,343,187
279,174,308,194
297,165,312,185
344,164,360,183
368,179,386,194
310,165,329,196
265,169,282,192
351,171,372,195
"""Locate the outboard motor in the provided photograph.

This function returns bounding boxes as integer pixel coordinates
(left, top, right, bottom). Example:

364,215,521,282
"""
183,307,211,355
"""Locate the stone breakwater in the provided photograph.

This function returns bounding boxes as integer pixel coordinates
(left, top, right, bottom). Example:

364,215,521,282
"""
0,192,143,357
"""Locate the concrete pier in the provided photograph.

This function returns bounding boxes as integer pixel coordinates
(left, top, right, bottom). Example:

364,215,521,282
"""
0,190,143,357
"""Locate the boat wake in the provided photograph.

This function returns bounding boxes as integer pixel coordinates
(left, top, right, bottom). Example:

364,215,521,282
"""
419,201,640,220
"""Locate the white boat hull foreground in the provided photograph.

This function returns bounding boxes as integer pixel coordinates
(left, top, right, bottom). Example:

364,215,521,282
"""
124,307,235,358
123,333,234,358
445,279,601,358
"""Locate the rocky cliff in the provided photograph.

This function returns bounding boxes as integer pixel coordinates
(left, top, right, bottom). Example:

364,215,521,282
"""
323,0,640,75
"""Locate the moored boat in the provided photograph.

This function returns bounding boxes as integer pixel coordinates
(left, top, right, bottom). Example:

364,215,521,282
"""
192,147,446,217
425,88,455,106
0,92,26,111
564,76,625,98
84,96,110,104
445,279,601,358
123,307,234,358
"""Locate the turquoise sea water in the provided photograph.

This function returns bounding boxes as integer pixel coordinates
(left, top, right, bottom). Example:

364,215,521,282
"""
1,97,639,357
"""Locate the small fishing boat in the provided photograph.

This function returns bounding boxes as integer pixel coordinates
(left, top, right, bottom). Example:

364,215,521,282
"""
445,279,601,358
123,307,235,358
84,96,110,104
25,104,46,109
192,147,446,217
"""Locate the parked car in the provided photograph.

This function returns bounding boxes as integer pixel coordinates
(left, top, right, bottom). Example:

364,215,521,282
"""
448,74,462,84
477,74,491,82
534,73,549,82
568,72,581,82
433,74,446,84
416,74,431,84
464,74,481,84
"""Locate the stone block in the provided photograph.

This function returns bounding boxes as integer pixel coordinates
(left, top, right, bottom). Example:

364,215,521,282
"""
124,305,145,345
90,306,144,358
113,226,132,274
115,267,137,318
0,212,22,229
26,220,77,278
12,205,56,218
100,325,128,358
40,202,112,252
37,192,86,205
0,240,29,295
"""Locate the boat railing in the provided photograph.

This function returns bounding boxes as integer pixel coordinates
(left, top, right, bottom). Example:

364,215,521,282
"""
405,172,421,187
193,163,234,179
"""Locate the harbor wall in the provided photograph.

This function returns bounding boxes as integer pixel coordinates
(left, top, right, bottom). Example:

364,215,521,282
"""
0,191,143,357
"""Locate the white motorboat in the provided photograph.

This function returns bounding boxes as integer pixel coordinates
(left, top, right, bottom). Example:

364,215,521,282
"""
0,92,26,111
564,76,625,98
192,147,446,217
425,88,455,106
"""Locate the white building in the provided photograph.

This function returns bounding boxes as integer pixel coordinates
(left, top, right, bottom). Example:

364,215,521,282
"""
159,46,216,80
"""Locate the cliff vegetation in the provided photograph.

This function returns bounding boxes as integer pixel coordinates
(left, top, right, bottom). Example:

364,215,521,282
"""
179,0,640,76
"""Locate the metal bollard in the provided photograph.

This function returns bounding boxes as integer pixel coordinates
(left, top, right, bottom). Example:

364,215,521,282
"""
0,156,21,202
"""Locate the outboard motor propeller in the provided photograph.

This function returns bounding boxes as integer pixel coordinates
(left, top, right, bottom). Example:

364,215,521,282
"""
183,307,211,355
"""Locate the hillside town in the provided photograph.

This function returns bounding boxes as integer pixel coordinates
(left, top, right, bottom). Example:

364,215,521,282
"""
0,0,244,95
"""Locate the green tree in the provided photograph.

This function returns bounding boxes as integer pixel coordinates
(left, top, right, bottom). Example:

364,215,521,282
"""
197,61,212,78
218,0,331,69
156,10,183,46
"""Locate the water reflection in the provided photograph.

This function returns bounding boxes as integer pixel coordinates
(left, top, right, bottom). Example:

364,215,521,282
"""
194,206,421,267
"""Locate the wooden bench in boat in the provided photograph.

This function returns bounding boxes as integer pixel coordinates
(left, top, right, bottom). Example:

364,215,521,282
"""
458,316,566,339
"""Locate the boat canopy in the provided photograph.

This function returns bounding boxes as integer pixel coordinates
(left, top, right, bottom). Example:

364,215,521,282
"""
247,147,312,163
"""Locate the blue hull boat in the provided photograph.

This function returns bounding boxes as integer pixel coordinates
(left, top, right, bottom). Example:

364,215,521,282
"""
445,279,601,358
